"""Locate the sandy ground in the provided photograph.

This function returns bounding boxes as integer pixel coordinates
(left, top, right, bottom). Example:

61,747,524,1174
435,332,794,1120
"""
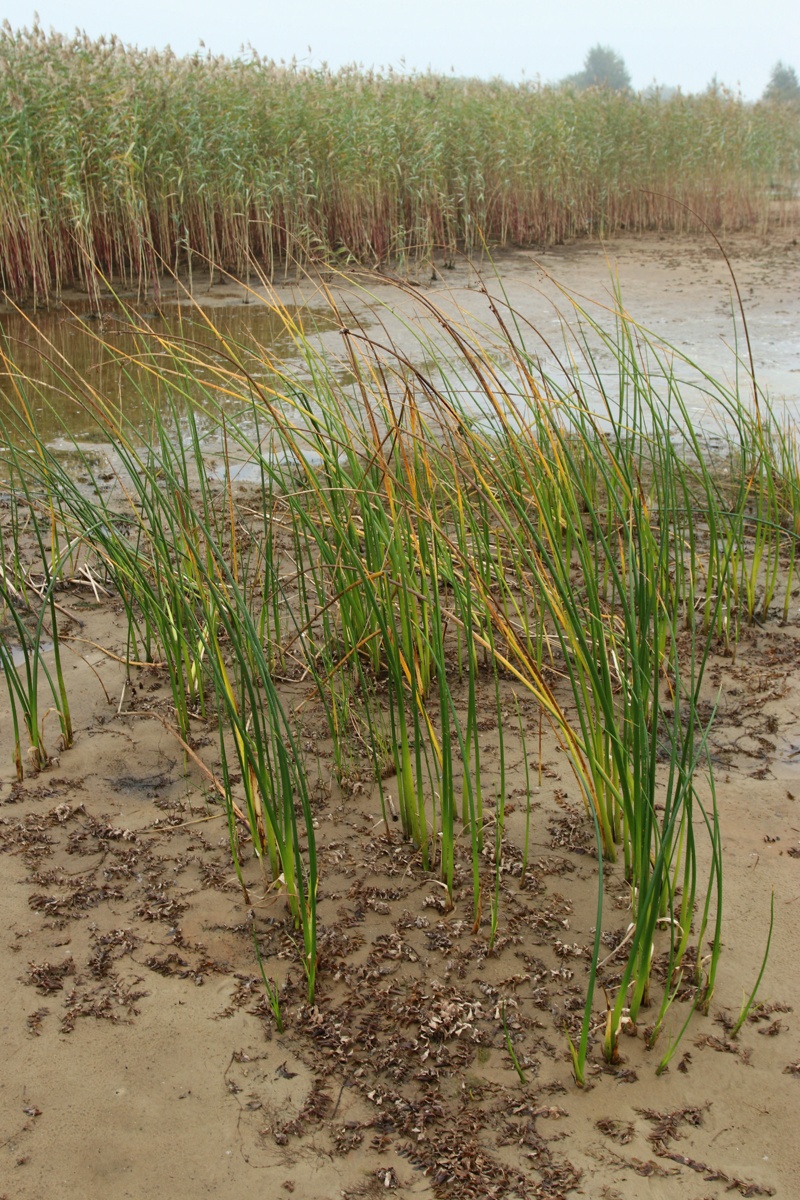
2,233,800,1200
187,227,800,417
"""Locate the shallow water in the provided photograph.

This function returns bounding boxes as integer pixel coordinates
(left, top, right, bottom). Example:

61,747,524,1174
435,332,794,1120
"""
0,299,339,447
0,641,54,670
2,237,798,475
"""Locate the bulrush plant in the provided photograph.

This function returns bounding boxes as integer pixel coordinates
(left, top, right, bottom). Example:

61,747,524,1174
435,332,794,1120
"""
0,433,73,776
2,271,793,1069
0,328,320,1002
0,559,55,776
208,282,747,1076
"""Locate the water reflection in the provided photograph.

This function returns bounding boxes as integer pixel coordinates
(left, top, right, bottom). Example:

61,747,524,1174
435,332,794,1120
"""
0,299,339,446
0,295,766,479
0,641,54,670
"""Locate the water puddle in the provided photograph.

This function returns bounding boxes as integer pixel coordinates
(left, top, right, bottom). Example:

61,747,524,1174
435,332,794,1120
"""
0,641,54,670
777,737,800,765
0,298,341,447
765,737,800,786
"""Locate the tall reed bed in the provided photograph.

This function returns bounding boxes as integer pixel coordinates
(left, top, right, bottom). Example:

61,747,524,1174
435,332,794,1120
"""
1,22,799,302
1,278,795,1073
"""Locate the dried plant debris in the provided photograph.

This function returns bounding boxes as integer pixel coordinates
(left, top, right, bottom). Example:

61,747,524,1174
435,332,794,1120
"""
595,1118,634,1144
60,976,149,1033
87,928,140,977
28,882,125,915
694,1033,753,1063
745,1000,792,1025
634,1106,774,1197
401,1118,578,1200
636,1105,706,1153
25,1007,50,1036
272,1079,333,1142
548,814,593,855
715,1000,792,1035
621,1157,681,1178
657,1153,775,1197
22,957,76,994
134,890,188,922
757,1019,784,1036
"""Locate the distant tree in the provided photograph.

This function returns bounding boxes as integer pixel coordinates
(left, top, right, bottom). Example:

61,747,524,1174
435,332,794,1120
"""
564,45,632,92
763,62,800,103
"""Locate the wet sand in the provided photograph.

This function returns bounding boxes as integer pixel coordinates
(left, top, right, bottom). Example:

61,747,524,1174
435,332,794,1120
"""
198,228,800,416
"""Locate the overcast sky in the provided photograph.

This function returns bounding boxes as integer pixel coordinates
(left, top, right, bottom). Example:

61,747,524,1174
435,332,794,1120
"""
4,0,798,98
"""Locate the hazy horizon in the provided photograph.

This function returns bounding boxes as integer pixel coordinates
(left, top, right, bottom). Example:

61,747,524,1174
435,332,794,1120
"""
3,0,798,100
